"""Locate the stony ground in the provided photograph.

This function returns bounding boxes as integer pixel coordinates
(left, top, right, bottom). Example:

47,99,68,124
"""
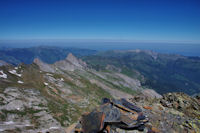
127,93,200,133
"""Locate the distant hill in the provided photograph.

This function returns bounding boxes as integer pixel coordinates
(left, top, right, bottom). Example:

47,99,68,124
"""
1,46,200,95
0,46,97,65
83,50,200,95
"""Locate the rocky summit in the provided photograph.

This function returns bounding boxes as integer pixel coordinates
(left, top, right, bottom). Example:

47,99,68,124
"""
70,94,200,133
0,54,200,133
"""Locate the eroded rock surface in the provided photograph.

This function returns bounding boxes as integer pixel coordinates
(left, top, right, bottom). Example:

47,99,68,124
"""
0,87,65,133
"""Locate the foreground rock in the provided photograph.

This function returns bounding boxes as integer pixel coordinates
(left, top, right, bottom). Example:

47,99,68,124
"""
73,93,200,133
129,93,200,133
160,92,200,118
74,98,149,133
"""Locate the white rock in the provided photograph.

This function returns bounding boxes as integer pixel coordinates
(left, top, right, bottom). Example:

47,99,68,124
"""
4,121,14,125
44,82,49,86
9,69,16,74
0,70,7,79
60,78,64,81
50,127,60,130
46,73,53,76
9,70,22,77
17,80,24,84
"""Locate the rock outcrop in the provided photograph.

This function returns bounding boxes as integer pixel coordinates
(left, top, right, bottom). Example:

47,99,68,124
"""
0,87,65,133
55,53,86,71
160,92,200,118
142,89,163,99
129,93,200,133
66,53,84,68
74,98,148,133
73,93,200,133
34,53,87,72
33,58,55,73
0,60,9,66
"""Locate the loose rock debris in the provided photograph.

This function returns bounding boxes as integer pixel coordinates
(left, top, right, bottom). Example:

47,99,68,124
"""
74,98,149,133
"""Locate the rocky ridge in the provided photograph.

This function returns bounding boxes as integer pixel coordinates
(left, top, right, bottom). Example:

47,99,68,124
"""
0,53,145,132
34,53,86,72
0,53,199,133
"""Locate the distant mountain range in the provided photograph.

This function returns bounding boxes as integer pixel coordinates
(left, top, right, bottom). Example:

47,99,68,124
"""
0,46,200,95
0,52,199,132
0,46,97,65
83,50,200,95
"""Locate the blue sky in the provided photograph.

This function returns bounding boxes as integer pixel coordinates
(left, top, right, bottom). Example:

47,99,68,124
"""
0,0,200,42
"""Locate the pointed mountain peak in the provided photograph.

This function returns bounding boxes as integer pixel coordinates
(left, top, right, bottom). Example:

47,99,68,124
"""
33,58,55,73
66,53,78,62
66,53,81,66
33,58,43,64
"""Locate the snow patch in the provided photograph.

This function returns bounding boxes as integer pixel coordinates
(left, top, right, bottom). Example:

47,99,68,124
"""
9,70,22,77
60,78,64,81
14,67,18,70
0,70,7,79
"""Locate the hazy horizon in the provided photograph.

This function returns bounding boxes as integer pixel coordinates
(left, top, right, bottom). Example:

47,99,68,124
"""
0,39,200,57
1,0,200,56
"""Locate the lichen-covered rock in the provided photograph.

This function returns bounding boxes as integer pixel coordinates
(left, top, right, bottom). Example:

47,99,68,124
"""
161,92,200,118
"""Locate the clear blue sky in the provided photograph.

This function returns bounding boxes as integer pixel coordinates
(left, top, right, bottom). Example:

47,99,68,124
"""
0,0,200,42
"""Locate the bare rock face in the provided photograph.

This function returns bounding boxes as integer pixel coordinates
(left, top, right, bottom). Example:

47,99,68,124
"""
0,87,65,133
54,53,86,72
0,60,9,66
142,89,163,99
115,73,141,90
66,53,82,67
33,53,87,73
54,59,76,71
33,58,55,73
66,53,87,68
